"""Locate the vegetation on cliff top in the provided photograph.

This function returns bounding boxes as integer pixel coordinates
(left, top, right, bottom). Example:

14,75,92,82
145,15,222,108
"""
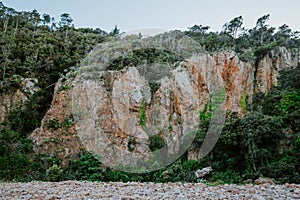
0,3,299,183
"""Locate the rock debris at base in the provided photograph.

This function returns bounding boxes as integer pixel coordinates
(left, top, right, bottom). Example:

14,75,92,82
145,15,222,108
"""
1,181,300,200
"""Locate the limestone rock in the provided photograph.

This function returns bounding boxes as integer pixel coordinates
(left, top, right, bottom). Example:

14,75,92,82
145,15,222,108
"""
0,89,27,123
255,177,275,185
0,78,38,123
195,167,213,178
256,47,299,93
21,78,38,95
29,35,299,166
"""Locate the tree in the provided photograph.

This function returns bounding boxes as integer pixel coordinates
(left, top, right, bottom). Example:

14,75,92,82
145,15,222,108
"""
94,28,107,35
1,5,15,35
256,14,270,29
188,24,210,34
50,17,56,31
223,16,243,39
29,9,40,39
59,13,73,29
252,14,274,45
274,24,292,45
42,14,51,28
110,25,120,36
4,7,19,38
58,13,73,40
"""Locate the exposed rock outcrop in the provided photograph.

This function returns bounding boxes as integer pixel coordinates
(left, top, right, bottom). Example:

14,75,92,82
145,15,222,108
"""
0,78,38,123
256,47,300,93
0,90,27,123
29,33,299,167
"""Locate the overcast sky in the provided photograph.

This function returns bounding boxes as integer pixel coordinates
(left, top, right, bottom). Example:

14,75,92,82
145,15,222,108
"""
2,0,300,33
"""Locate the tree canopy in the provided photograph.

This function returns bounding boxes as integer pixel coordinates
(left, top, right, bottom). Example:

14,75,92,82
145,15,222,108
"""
0,3,299,184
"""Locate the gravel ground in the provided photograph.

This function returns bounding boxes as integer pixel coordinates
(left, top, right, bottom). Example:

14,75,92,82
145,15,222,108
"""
1,181,300,200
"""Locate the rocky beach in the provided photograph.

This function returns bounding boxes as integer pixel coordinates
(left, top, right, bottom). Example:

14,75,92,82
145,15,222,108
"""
1,181,300,199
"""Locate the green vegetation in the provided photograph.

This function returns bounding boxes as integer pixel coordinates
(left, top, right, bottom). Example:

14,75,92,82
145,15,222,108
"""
139,99,147,127
0,3,299,184
127,136,136,152
0,2,110,182
199,67,300,184
149,134,165,151
44,115,75,131
240,93,248,112
185,14,300,60
65,151,104,181
149,81,161,95
45,118,60,131
107,48,183,71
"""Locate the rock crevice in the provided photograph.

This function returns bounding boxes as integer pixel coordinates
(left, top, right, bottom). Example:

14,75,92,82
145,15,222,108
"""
29,45,299,165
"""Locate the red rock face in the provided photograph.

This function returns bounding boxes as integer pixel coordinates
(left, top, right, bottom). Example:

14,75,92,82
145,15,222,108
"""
256,47,299,93
30,48,299,165
29,83,84,167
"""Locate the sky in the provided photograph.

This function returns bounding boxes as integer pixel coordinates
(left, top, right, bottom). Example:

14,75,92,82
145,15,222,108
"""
1,0,300,33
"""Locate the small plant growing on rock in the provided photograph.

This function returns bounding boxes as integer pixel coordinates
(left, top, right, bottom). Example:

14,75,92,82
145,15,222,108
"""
44,118,60,131
127,136,136,152
149,134,165,151
139,99,147,127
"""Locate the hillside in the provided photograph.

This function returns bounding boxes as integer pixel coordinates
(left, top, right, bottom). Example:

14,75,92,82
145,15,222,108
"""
0,2,299,185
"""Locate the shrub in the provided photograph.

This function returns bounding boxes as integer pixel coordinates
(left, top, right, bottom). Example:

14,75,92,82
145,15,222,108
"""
47,164,64,182
210,169,243,184
65,151,104,181
139,99,147,127
149,135,165,151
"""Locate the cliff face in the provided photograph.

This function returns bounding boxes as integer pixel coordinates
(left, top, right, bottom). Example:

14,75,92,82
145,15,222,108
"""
0,78,38,123
29,37,299,166
256,47,300,93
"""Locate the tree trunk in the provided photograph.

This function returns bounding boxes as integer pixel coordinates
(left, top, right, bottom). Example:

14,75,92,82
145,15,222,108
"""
65,28,68,41
1,46,9,81
260,31,265,45
2,64,6,81
13,18,18,38
32,23,37,40
3,17,9,35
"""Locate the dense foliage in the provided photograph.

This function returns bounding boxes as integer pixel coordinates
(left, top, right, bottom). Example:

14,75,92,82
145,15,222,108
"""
185,15,300,60
107,48,183,71
0,2,110,181
0,3,299,183
190,66,300,184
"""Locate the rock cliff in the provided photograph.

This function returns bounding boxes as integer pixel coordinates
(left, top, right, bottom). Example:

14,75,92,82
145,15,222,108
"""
29,33,299,167
0,78,38,123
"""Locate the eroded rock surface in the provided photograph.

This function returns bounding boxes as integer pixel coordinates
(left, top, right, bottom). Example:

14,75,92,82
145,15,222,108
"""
29,34,299,167
0,78,38,123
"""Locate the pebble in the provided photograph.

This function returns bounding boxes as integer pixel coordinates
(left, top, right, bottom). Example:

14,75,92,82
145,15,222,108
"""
0,182,299,199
